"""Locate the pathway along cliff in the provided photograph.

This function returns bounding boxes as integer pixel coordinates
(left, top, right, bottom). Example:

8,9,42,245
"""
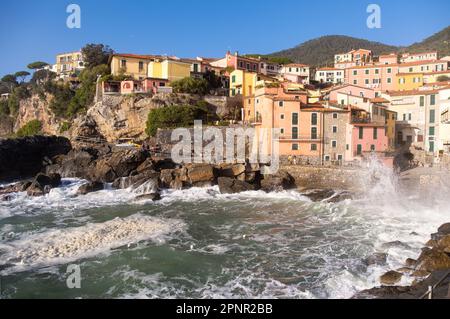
0,136,449,298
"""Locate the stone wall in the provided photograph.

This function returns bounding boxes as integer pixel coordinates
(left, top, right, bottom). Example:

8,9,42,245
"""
281,165,366,191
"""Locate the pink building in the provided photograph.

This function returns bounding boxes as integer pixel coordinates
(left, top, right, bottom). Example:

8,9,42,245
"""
345,64,399,92
329,84,376,102
377,54,398,65
225,51,260,73
351,123,388,158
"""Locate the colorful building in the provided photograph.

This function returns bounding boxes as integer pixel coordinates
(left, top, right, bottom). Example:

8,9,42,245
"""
351,123,389,160
395,73,424,91
385,109,397,150
55,51,84,78
377,54,398,65
345,64,399,92
148,58,192,82
110,54,159,80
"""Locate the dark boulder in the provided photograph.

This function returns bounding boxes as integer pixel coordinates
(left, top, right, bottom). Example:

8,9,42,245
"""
93,149,147,183
304,189,335,202
76,182,104,195
260,171,295,192
380,271,403,285
364,253,388,266
27,173,61,197
0,136,71,181
218,177,254,194
416,247,450,272
135,193,161,201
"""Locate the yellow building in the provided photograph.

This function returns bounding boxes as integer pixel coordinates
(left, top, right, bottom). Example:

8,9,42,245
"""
56,51,84,77
110,54,158,80
230,70,280,123
148,58,192,82
395,73,424,91
385,109,397,150
423,71,450,84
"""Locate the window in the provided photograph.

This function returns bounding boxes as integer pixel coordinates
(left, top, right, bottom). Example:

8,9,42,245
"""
280,128,285,134
324,155,330,161
246,63,250,70
420,96,425,106
430,94,436,106
409,67,413,72
280,114,285,120
357,144,362,155
387,68,392,73
387,78,392,83
120,59,127,68
365,69,369,75
292,113,298,125
292,127,298,139
365,79,369,85
359,127,364,139
429,126,435,136
375,69,379,74
138,61,144,72
333,113,338,119
338,155,343,161
311,144,317,151
409,113,412,121
353,80,358,85
430,110,435,123
332,140,337,148
429,141,434,152
232,75,236,83
373,128,378,140
353,70,357,76
231,89,236,96
332,126,337,133
311,113,318,125
279,101,284,107
311,127,317,139
292,144,299,151
346,144,349,150
370,145,376,151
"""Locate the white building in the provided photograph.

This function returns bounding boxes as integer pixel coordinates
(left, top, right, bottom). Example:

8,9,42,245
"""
279,64,310,84
315,68,344,84
400,52,438,63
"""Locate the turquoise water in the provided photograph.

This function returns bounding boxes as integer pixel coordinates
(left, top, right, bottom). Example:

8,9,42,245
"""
0,171,449,299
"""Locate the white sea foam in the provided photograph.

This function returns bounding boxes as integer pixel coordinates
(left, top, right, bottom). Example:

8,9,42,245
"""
0,214,185,275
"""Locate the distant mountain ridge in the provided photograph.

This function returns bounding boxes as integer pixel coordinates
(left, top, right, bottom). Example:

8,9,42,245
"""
269,26,450,67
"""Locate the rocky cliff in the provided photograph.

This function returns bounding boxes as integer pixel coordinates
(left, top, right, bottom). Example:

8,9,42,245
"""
69,93,241,142
14,93,60,135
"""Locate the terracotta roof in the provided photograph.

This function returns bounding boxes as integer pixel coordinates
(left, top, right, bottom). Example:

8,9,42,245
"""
396,72,424,76
285,63,309,67
346,59,445,70
385,88,443,96
352,123,386,127
317,67,341,71
112,53,161,60
370,97,390,103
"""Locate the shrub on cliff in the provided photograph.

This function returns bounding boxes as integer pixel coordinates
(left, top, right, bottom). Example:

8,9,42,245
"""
146,104,208,137
16,120,42,137
0,100,9,116
171,77,209,95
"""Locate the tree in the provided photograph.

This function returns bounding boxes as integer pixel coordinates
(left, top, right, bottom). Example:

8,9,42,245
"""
16,120,42,137
14,71,31,83
1,74,18,92
171,77,209,95
437,75,450,82
31,69,56,85
146,104,208,137
27,61,49,70
81,44,114,68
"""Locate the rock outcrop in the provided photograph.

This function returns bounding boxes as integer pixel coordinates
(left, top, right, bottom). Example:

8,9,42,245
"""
218,177,255,194
0,136,71,181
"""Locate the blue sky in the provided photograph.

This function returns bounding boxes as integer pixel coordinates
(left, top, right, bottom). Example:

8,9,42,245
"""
0,0,449,77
